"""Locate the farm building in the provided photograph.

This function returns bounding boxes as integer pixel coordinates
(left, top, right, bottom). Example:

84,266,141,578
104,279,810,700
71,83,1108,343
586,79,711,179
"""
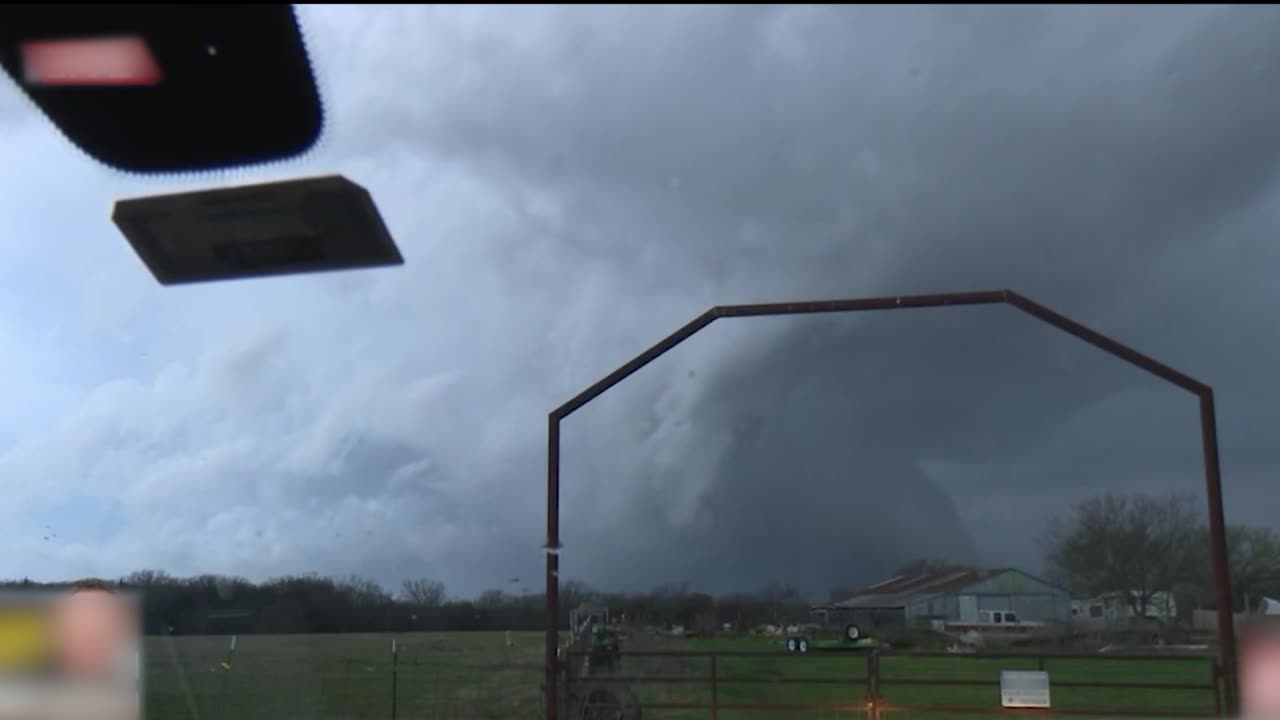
813,568,1073,630
1072,590,1178,626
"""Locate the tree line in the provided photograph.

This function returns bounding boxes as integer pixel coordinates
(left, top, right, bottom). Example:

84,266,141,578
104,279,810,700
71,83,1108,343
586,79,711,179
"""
4,491,1272,636
0,572,812,637
1044,491,1280,619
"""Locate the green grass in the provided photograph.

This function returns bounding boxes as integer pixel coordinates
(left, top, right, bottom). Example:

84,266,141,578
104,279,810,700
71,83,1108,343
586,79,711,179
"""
143,632,542,720
609,635,1220,719
140,632,1221,720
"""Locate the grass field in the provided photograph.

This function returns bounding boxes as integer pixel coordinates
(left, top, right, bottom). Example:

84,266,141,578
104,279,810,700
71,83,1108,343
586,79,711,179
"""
140,632,1222,720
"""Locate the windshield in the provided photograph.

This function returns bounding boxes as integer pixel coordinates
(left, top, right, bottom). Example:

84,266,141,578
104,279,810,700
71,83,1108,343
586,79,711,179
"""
1,5,1278,720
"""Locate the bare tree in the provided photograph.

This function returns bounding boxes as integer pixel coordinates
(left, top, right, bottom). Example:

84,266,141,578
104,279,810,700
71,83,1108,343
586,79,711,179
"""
1045,491,1205,618
339,575,390,606
559,580,594,606
123,569,175,587
400,578,447,607
756,582,807,625
1221,526,1280,612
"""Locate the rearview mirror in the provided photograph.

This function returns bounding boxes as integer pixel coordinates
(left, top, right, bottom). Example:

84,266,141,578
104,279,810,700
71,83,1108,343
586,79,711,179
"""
0,4,323,173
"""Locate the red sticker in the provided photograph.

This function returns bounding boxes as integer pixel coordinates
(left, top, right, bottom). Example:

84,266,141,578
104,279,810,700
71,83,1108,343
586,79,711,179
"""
20,35,162,87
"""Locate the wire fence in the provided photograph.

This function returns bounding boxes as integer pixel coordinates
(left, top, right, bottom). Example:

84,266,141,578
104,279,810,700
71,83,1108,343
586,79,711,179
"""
140,633,1225,720
563,647,1224,720
143,633,545,720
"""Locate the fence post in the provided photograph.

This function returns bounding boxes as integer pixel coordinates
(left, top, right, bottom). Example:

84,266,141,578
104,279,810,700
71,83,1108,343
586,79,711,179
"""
391,639,398,720
218,635,237,720
1212,659,1222,719
710,654,719,720
864,649,881,720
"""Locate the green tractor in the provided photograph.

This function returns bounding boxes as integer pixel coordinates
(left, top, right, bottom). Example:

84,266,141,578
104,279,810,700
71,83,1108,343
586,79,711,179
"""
785,621,875,653
562,603,642,720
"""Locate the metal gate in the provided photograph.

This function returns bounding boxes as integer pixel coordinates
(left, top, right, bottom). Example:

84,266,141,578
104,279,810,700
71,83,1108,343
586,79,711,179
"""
561,647,1222,719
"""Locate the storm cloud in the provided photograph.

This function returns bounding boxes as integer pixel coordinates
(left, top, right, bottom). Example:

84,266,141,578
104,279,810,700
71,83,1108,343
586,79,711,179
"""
1,5,1279,598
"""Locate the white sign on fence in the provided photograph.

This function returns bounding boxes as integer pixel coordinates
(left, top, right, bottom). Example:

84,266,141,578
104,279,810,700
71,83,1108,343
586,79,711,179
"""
1000,670,1050,708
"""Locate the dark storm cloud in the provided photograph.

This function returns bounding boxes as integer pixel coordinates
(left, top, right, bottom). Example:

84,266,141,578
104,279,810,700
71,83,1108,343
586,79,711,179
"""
6,6,1279,597
359,7,1278,284
425,5,1280,592
270,4,1280,595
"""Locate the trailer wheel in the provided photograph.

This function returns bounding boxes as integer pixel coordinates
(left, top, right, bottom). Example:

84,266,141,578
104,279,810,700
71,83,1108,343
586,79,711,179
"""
844,623,862,642
797,636,810,653
785,637,798,653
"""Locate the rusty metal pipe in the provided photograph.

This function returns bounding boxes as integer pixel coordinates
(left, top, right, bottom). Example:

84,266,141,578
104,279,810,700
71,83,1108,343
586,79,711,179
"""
1199,393,1238,714
545,289,1238,719
545,416,561,720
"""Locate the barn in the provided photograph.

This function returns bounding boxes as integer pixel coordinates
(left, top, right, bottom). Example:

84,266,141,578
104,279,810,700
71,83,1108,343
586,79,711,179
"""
813,568,1073,630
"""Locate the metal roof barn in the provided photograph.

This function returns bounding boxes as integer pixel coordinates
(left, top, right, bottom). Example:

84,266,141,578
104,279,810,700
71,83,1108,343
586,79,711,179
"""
815,568,1073,627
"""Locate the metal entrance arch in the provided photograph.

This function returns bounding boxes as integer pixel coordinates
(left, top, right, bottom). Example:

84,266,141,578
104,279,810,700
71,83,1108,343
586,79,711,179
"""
543,289,1239,718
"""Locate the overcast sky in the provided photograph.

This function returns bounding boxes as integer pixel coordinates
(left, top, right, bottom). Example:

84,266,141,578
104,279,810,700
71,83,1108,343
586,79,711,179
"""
1,5,1279,599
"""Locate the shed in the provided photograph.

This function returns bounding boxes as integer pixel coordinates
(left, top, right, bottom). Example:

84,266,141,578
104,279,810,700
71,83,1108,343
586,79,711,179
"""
814,568,1073,628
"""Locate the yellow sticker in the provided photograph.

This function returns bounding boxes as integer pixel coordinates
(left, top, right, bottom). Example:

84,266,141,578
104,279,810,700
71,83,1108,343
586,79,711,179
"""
0,609,51,668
